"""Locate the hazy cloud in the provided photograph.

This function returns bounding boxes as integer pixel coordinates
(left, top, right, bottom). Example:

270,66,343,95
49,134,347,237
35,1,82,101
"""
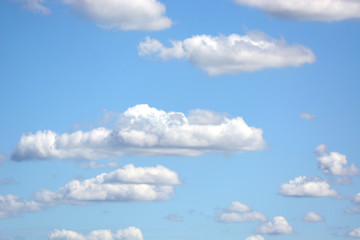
0,194,43,218
138,31,315,76
233,0,360,22
218,201,267,223
349,228,360,238
12,104,266,161
300,112,316,121
16,0,51,14
164,214,183,222
257,216,293,235
80,161,106,169
302,211,325,222
353,193,360,204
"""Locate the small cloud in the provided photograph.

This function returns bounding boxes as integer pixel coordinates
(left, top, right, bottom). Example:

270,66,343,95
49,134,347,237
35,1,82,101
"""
257,216,293,235
108,162,120,169
15,0,51,14
349,227,360,238
164,214,183,222
353,193,360,204
218,201,267,223
302,211,325,222
0,194,43,219
300,112,316,121
345,207,360,214
245,235,264,240
79,161,106,169
0,153,6,166
0,178,17,185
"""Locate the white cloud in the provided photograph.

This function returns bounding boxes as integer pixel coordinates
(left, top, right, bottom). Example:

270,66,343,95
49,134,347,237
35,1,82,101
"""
302,211,325,222
16,0,51,14
245,235,264,240
279,176,338,197
62,0,172,31
138,31,315,76
49,226,144,240
164,214,183,222
315,144,360,176
12,104,266,161
218,201,267,223
34,164,181,204
353,193,360,204
349,228,360,238
257,216,293,235
0,194,43,218
233,0,360,22
300,112,316,121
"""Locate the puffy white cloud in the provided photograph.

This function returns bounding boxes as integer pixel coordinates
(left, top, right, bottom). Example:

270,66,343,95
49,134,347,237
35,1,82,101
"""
300,112,316,121
315,144,360,176
164,214,183,222
12,104,266,161
302,211,325,222
16,0,51,14
62,0,172,31
257,216,293,235
0,194,43,218
138,31,315,76
245,235,264,240
34,164,181,204
218,201,267,223
349,227,360,238
279,176,338,197
233,0,360,22
49,226,144,240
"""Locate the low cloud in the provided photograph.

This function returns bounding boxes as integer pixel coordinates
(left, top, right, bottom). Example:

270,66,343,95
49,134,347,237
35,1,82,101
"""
300,112,316,121
279,176,338,197
49,226,144,240
218,201,267,223
233,0,360,22
12,104,266,161
138,31,315,76
349,227,360,238
302,211,325,222
257,216,293,235
0,194,43,218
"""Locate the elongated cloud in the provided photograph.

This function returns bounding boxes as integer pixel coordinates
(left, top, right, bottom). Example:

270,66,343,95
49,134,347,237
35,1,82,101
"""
315,144,360,176
302,211,325,222
49,226,144,240
12,104,266,161
234,0,360,22
279,176,338,197
218,201,267,223
257,216,293,235
0,194,43,218
34,164,181,204
138,31,315,76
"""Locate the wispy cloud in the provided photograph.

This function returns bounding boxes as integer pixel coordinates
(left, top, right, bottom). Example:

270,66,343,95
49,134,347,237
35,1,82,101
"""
164,214,183,222
16,0,51,14
300,112,316,121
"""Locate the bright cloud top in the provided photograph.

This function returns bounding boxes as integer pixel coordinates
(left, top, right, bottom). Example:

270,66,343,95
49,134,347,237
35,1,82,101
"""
49,226,144,240
0,194,43,219
349,228,360,238
34,164,181,204
138,31,315,76
12,104,266,161
234,0,360,22
218,201,267,223
279,176,338,197
315,144,360,176
257,216,293,235
62,0,172,31
302,211,325,222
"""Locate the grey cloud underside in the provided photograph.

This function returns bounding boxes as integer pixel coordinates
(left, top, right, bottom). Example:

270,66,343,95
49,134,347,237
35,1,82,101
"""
11,104,266,161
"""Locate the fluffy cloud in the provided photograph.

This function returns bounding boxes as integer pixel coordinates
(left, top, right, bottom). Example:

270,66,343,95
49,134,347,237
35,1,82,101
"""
349,228,360,238
0,194,43,218
315,144,360,176
302,211,325,222
279,176,338,197
245,235,264,240
49,226,144,240
164,214,183,222
138,31,315,76
233,0,360,22
34,164,181,204
257,216,293,235
12,104,266,161
218,201,267,223
300,112,316,121
62,0,172,31
16,0,51,14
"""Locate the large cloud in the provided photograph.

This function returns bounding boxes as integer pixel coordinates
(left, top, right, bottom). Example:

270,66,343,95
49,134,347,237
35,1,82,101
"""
12,104,266,161
49,226,144,240
138,31,315,76
257,216,293,235
279,176,338,197
218,201,267,223
0,194,43,218
315,144,360,176
234,0,360,22
302,211,325,222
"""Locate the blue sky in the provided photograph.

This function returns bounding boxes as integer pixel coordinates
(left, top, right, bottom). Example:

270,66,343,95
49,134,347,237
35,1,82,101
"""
0,0,360,239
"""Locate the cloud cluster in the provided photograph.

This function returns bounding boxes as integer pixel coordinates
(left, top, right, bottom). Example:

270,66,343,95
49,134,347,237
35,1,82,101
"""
218,201,267,223
0,194,43,218
315,144,360,176
279,176,338,197
49,226,144,240
12,104,266,161
234,0,360,22
257,216,293,235
302,211,325,222
138,31,315,76
349,228,360,238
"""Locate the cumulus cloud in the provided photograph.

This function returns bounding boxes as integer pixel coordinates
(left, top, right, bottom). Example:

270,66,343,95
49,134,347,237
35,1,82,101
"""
218,201,267,223
349,228,360,238
49,226,144,240
233,0,360,22
62,0,172,31
315,144,360,176
0,194,43,218
257,216,293,235
279,176,338,197
164,214,183,222
138,31,315,76
12,104,266,161
16,0,51,14
300,112,316,121
245,235,264,240
34,164,181,204
302,211,325,222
